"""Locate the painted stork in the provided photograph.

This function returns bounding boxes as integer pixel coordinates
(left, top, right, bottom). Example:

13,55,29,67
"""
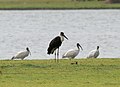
62,43,83,59
47,32,68,62
11,47,31,60
87,46,99,58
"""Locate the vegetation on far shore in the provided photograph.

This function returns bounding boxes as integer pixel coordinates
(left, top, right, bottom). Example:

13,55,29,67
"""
1,59,120,87
0,0,120,9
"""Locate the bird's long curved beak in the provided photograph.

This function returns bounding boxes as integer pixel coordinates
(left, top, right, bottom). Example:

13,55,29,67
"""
63,35,68,40
79,44,83,50
28,49,31,55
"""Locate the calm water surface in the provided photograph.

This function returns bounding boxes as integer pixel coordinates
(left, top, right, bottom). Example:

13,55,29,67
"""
0,10,120,60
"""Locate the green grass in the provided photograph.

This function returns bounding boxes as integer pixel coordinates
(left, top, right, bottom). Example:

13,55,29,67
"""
1,59,120,87
0,0,120,9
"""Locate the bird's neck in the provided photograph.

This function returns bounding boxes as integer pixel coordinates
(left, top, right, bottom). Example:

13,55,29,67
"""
97,49,99,51
77,46,80,50
60,36,64,42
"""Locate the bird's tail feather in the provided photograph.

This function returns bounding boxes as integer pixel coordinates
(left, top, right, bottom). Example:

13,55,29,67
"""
47,47,51,54
47,47,56,54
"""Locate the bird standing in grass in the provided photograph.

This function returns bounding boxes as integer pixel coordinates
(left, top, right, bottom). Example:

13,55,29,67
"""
47,32,68,62
11,47,31,60
87,46,99,58
62,43,83,59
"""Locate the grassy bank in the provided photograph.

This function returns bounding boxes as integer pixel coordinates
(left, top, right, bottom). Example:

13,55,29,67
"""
0,0,120,9
0,59,120,87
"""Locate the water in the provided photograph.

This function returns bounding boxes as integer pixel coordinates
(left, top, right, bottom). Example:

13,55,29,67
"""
0,10,120,60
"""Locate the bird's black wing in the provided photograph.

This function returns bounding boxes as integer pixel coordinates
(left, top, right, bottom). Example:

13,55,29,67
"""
47,36,62,54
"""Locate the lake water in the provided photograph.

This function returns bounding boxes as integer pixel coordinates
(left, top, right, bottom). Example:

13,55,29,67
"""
0,10,120,60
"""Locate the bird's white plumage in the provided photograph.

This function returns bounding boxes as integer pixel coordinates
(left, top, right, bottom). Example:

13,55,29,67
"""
62,49,79,59
87,46,99,58
12,47,30,60
14,51,29,59
62,43,83,59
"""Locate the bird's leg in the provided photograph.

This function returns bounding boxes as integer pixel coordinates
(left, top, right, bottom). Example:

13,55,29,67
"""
57,48,59,62
55,50,56,62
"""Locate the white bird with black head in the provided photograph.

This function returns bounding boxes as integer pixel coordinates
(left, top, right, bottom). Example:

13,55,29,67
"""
11,47,31,60
87,46,99,58
47,32,68,62
62,43,83,59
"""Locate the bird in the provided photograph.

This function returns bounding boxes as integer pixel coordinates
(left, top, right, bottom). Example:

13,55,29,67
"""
87,46,99,58
11,47,31,60
62,43,83,59
47,32,68,62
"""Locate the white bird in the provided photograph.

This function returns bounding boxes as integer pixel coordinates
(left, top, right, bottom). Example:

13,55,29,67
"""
62,43,83,59
87,46,99,58
11,47,31,60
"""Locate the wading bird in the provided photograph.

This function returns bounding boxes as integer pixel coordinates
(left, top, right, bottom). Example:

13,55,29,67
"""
62,43,83,59
11,47,31,60
47,32,68,62
87,46,99,58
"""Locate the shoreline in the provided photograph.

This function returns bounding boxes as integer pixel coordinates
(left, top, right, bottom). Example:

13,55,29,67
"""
0,8,120,10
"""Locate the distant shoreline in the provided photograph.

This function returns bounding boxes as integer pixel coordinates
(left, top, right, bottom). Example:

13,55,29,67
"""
0,0,120,10
0,8,120,10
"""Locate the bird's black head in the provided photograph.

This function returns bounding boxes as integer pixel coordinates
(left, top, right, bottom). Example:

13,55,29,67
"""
97,46,99,50
60,32,68,40
60,32,64,36
26,47,29,51
77,43,83,50
26,47,31,55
